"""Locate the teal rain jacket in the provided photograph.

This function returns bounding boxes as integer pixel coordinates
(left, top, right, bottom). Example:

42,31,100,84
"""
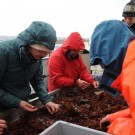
0,21,57,111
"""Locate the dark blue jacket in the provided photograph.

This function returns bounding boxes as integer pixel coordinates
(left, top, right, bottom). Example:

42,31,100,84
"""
90,20,135,96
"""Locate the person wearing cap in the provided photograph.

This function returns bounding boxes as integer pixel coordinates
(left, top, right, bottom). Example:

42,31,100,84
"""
0,21,60,114
48,32,99,92
122,0,135,32
0,119,7,135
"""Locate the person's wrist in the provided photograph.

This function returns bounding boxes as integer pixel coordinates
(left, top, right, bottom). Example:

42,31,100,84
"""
74,79,80,85
74,79,77,84
92,79,96,84
76,79,80,85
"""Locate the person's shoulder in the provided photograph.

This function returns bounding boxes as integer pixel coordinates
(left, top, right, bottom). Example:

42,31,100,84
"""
0,41,9,52
0,40,17,57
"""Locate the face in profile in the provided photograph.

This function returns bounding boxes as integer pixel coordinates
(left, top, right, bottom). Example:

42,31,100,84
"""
30,46,51,60
124,17,135,26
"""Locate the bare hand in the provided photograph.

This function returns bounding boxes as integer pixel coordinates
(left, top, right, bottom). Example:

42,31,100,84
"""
92,80,99,88
100,115,110,128
45,102,60,115
77,79,90,89
0,119,7,135
20,101,38,112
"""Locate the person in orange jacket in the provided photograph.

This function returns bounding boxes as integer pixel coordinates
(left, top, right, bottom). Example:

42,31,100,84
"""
100,39,135,135
0,119,7,135
48,32,99,92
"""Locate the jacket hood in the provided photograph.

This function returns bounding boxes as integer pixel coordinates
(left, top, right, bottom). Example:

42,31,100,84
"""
61,32,85,51
17,21,57,50
90,20,135,96
90,20,135,70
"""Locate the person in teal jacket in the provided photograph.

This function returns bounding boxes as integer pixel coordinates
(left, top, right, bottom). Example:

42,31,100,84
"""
0,21,60,114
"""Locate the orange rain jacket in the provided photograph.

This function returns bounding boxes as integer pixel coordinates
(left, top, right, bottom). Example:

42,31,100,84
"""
48,32,95,92
107,39,135,135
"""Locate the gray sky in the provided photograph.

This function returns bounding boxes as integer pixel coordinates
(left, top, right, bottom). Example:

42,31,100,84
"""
0,0,130,38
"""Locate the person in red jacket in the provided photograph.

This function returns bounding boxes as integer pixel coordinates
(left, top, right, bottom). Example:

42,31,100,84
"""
48,32,98,92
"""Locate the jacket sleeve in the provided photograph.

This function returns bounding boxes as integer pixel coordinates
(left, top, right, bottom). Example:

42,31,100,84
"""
0,53,21,109
120,61,135,132
108,42,135,135
48,55,74,88
79,56,95,84
109,108,131,122
30,60,52,104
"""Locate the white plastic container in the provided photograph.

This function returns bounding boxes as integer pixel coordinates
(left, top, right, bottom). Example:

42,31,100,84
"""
39,120,112,135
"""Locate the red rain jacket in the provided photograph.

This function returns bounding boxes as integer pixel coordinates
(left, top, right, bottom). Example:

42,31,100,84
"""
107,39,135,135
48,32,95,92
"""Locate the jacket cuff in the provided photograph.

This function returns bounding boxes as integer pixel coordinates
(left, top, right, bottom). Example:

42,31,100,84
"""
41,95,52,105
74,79,77,84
